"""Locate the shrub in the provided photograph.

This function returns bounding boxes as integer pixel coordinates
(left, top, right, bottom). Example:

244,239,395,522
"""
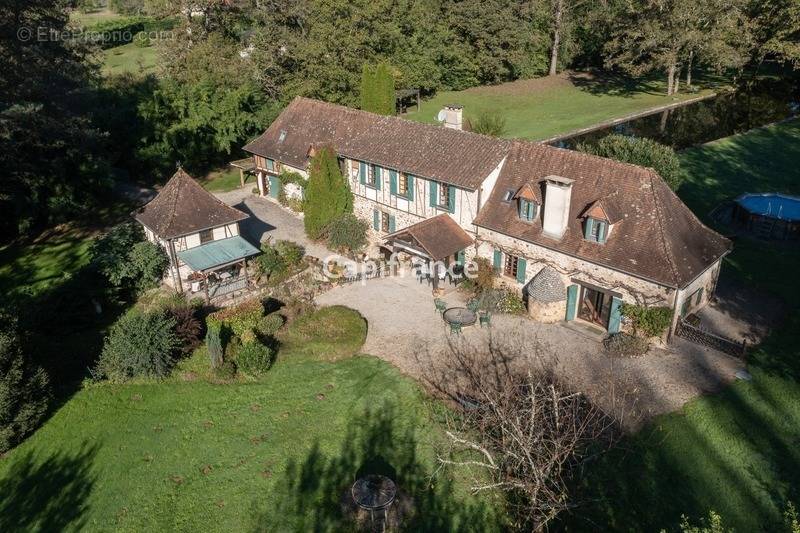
275,240,305,268
304,146,353,240
286,197,304,212
134,31,151,47
206,320,223,369
166,303,202,357
620,303,673,338
603,332,650,357
496,290,526,315
213,359,237,380
0,316,51,453
577,135,683,190
324,213,368,252
256,242,286,277
257,313,284,337
236,342,274,377
472,257,496,293
209,300,264,338
468,111,507,137
90,222,168,294
96,309,178,381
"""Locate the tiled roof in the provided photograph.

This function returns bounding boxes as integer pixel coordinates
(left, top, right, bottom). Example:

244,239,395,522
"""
527,266,566,302
473,142,732,289
243,97,510,190
132,169,249,239
386,214,474,261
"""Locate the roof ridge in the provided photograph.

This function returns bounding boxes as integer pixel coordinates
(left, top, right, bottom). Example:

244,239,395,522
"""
647,170,681,286
293,96,512,147
520,140,660,176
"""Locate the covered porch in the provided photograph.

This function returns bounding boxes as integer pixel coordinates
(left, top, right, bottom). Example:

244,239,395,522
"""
383,214,473,291
177,236,261,302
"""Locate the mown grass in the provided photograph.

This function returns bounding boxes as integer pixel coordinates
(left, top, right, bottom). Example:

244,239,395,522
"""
200,168,254,193
69,8,124,28
102,42,157,76
405,72,718,141
563,119,800,532
0,306,500,531
0,228,95,299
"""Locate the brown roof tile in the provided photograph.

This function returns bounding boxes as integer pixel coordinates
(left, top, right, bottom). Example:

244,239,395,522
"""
473,142,731,288
132,169,249,239
243,97,510,190
386,214,474,261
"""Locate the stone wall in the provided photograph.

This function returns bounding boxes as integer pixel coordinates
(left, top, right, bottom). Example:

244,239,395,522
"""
475,227,676,311
529,300,565,323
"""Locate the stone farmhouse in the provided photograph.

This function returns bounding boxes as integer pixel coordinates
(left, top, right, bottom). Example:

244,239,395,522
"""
243,97,731,335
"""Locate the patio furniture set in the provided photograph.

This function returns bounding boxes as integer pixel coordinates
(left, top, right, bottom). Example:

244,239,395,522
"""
435,297,491,334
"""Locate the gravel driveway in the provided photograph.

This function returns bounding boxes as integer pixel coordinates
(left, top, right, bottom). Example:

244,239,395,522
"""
317,275,744,430
214,189,334,259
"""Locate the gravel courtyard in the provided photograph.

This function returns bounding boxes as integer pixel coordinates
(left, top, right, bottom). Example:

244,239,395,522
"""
317,275,745,429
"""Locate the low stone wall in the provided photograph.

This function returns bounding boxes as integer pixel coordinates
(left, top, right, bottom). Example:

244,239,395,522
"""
529,299,565,323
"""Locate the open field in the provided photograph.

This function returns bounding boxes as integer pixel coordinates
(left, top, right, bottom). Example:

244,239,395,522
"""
0,305,499,531
404,72,718,141
564,119,800,532
69,8,123,28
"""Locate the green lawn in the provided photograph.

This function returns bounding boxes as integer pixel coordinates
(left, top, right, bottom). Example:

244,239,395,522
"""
0,306,500,532
0,228,94,300
404,72,718,141
200,168,254,193
565,119,800,532
102,43,157,76
70,8,124,28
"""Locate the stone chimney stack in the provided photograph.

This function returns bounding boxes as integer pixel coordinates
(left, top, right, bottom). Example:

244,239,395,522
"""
542,175,575,239
442,104,463,130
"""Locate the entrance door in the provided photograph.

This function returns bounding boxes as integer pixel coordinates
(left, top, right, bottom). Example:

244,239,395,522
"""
269,175,281,199
579,287,606,327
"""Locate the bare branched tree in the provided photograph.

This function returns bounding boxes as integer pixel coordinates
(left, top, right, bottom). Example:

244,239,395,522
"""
415,330,622,530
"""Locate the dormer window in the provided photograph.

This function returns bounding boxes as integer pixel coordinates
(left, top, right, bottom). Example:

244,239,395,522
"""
584,217,608,243
518,198,538,222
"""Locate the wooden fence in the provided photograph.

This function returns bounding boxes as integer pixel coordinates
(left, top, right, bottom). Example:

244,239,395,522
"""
675,319,747,358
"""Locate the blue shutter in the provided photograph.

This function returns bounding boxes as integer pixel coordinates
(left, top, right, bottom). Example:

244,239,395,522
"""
566,285,579,321
518,200,525,219
597,222,607,244
359,162,367,185
584,218,594,240
389,215,396,233
429,180,438,208
389,170,397,195
373,166,382,190
608,296,622,333
447,186,456,213
456,249,465,266
407,175,415,200
492,249,502,272
373,209,379,231
516,257,527,284
269,175,281,199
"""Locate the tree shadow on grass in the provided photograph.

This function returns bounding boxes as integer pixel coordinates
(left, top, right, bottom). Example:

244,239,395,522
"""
568,70,665,98
0,444,97,532
250,405,503,532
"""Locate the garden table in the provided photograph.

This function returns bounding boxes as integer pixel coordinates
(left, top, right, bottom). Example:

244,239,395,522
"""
443,307,477,327
351,475,396,532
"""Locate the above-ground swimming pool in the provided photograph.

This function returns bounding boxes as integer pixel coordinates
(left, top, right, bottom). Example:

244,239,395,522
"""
733,193,800,240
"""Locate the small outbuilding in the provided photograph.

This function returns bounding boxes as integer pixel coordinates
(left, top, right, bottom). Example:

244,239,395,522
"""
132,168,260,300
526,266,566,323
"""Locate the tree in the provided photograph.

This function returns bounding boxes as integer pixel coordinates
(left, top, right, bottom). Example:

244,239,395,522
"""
96,309,179,381
414,332,617,529
577,134,683,190
360,62,395,115
303,147,353,240
324,213,369,253
90,222,169,294
604,0,745,95
0,315,51,452
739,0,800,82
0,0,109,240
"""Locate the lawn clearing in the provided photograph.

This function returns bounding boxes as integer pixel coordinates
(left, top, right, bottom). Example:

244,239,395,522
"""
102,43,157,76
0,227,95,299
562,119,800,532
0,306,501,531
404,71,717,141
200,167,254,193
69,8,124,28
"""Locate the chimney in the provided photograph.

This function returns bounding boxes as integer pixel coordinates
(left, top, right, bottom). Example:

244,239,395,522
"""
442,104,463,130
541,175,575,239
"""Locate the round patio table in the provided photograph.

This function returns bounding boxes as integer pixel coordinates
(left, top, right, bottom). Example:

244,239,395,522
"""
351,475,396,530
443,307,477,327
